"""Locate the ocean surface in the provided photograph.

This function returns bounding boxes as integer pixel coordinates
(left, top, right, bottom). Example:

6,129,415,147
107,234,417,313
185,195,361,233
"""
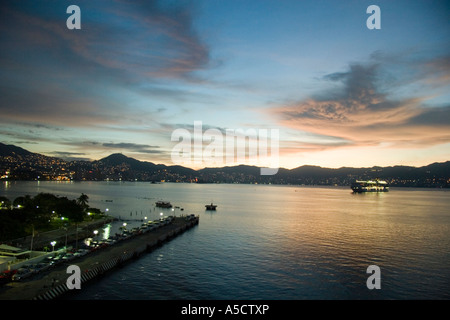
1,181,449,300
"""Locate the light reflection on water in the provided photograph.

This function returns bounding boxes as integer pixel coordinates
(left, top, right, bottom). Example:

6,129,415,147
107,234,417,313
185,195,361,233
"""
1,181,449,299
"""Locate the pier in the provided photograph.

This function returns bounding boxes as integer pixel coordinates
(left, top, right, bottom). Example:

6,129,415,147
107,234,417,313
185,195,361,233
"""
0,216,199,300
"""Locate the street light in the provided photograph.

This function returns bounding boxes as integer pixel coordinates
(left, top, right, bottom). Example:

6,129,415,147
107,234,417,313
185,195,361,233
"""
63,227,68,248
50,241,56,251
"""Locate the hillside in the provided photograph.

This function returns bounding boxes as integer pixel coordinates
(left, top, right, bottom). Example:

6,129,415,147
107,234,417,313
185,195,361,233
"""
0,142,33,157
0,142,449,187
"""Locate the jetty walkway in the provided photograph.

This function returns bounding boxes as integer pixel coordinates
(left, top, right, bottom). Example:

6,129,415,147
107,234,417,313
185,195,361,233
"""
0,215,199,300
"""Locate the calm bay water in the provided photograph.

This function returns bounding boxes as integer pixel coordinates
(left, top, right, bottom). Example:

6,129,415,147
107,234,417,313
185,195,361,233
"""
1,181,449,299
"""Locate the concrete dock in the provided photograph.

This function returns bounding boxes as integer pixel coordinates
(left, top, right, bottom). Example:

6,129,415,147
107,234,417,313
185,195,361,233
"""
0,216,199,300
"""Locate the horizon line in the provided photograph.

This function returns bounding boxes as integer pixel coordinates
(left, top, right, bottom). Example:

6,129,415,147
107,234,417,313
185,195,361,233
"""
1,142,448,172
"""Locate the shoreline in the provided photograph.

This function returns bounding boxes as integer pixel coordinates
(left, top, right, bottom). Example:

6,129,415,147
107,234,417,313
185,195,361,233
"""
1,180,448,190
0,215,199,300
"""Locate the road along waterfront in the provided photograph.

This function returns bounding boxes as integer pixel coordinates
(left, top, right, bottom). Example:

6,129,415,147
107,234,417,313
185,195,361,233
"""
0,215,199,300
6,217,116,251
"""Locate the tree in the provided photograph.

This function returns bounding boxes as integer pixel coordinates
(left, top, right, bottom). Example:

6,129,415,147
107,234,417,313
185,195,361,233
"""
86,207,103,219
76,193,89,211
0,196,11,209
1,193,94,241
56,197,85,223
13,195,32,208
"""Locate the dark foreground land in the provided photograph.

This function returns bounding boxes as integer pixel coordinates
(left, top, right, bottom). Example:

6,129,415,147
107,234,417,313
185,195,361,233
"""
0,216,199,300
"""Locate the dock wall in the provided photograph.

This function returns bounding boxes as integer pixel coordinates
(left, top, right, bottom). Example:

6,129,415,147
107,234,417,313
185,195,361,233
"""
33,217,199,300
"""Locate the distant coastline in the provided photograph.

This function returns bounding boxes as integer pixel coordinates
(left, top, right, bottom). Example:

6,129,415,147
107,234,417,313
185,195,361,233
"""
1,142,449,188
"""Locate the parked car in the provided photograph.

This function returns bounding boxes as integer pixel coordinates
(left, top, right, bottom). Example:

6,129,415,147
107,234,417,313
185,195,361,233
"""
11,268,32,281
62,253,75,261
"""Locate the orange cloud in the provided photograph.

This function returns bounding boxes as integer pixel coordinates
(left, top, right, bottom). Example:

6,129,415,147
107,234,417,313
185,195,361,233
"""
270,60,450,152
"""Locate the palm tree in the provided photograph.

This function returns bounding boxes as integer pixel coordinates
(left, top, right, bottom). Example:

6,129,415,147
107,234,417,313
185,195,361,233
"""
76,193,89,211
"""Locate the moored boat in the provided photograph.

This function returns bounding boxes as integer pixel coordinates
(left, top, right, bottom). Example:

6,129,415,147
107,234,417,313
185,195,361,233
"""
205,203,217,210
156,200,172,208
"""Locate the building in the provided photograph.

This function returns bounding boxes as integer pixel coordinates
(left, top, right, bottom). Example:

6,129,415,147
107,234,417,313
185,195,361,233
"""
0,244,49,272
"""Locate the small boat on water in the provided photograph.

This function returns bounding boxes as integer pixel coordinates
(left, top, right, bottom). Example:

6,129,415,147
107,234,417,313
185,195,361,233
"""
351,180,389,193
205,203,217,210
155,200,173,208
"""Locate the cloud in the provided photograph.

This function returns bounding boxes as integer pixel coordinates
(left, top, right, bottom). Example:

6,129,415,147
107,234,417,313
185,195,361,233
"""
49,151,91,161
1,0,210,78
270,54,450,151
0,0,211,129
102,142,163,154
51,151,86,156
421,54,450,85
54,140,168,156
75,0,210,80
51,142,165,160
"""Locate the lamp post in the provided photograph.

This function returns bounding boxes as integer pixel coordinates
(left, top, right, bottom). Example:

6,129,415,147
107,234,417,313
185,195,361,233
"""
51,241,56,252
63,226,68,248
30,225,34,252
75,223,79,250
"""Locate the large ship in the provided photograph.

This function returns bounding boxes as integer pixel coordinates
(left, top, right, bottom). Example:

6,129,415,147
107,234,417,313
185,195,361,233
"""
351,180,389,193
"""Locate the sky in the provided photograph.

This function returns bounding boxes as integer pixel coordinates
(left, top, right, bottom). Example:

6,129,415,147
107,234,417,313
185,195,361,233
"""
0,0,449,170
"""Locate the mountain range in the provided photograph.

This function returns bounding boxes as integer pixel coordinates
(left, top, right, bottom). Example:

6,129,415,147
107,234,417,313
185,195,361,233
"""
1,142,449,187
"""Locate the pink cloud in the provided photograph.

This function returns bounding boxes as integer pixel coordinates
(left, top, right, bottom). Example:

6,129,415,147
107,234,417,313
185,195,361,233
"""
270,60,450,151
